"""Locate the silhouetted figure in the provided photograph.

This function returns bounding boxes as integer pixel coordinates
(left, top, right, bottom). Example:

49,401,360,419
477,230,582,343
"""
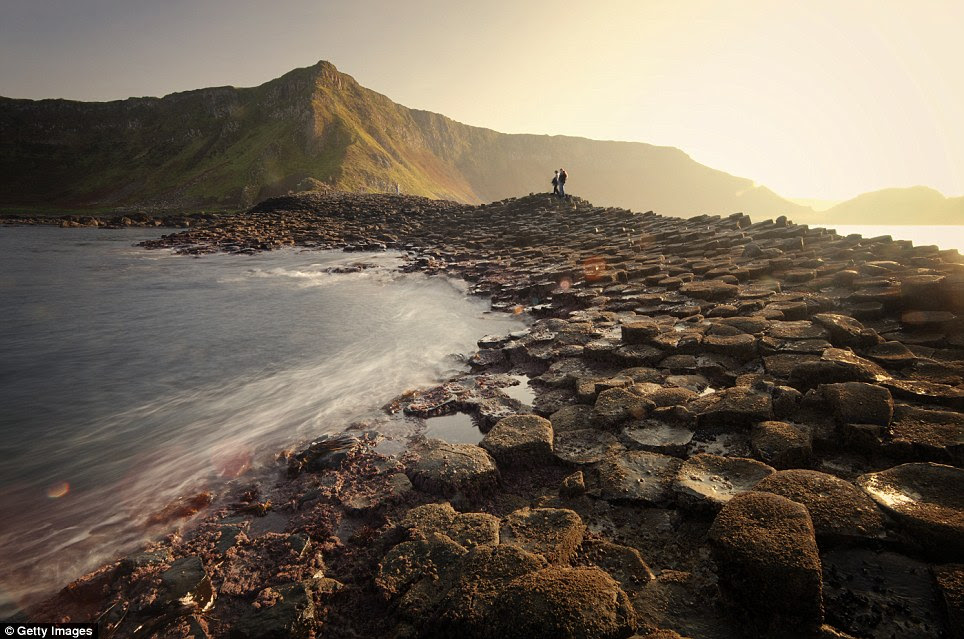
558,168,568,198
551,170,560,196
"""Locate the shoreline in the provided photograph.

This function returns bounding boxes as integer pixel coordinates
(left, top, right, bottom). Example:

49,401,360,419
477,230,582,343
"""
11,191,964,638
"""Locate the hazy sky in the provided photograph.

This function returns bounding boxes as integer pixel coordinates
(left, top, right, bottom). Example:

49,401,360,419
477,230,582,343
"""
2,0,961,202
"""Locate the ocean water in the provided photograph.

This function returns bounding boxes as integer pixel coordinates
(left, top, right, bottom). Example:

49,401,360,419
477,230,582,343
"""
0,226,525,615
824,224,964,252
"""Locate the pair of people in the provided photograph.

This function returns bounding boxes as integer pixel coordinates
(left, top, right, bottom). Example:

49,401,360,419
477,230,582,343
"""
551,168,568,197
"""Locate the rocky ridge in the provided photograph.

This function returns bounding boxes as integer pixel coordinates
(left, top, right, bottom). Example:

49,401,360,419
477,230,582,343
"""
19,191,964,638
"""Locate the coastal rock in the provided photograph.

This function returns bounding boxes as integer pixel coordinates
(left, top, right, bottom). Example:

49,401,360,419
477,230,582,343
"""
499,507,586,564
592,387,654,428
708,491,823,626
884,405,964,464
590,450,682,505
934,564,964,639
554,428,623,465
674,453,775,511
789,348,890,388
480,414,554,467
406,440,500,498
812,313,881,348
159,555,215,612
230,581,317,639
753,470,885,543
819,382,894,426
376,533,467,600
857,463,964,559
489,567,637,639
550,404,595,432
750,420,812,469
694,387,773,431
400,502,500,548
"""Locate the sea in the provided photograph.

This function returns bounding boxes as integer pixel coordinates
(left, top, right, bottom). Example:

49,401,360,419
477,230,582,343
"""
0,226,525,615
823,224,964,252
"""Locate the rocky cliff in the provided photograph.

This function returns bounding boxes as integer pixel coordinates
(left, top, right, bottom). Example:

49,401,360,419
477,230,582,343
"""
0,61,808,219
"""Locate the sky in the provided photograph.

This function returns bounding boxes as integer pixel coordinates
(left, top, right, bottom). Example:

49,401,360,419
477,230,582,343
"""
1,0,962,202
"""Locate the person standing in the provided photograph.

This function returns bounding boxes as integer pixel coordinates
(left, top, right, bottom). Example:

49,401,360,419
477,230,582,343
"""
551,170,560,196
558,168,568,198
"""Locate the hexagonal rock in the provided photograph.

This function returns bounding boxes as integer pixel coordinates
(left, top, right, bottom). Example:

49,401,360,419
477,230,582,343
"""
885,405,964,465
818,382,894,427
489,567,638,639
753,470,885,543
708,491,823,626
590,450,682,505
481,414,554,467
882,379,964,409
621,320,661,344
431,544,548,637
554,429,623,465
400,502,500,548
674,453,775,511
680,280,739,301
750,421,812,469
812,314,881,348
623,421,694,457
695,387,773,431
376,532,467,599
592,387,654,428
499,507,586,564
789,348,889,389
406,440,499,498
857,463,964,560
576,539,655,595
703,333,758,361
550,404,594,432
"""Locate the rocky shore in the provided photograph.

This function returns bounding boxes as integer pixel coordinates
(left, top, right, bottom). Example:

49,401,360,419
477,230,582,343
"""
18,191,964,638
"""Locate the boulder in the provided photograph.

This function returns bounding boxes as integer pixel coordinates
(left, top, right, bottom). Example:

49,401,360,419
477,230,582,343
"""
481,414,554,467
857,463,964,559
753,470,885,543
674,453,775,511
489,567,638,639
406,440,500,498
750,421,812,469
376,533,467,599
499,507,586,564
708,491,823,626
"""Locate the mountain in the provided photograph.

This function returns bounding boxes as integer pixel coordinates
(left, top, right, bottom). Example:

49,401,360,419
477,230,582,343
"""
0,60,808,218
796,186,963,226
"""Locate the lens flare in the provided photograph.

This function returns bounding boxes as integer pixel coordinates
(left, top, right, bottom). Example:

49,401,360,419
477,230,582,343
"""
46,481,70,498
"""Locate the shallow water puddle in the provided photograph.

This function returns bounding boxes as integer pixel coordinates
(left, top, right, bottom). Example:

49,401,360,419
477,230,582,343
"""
423,413,484,444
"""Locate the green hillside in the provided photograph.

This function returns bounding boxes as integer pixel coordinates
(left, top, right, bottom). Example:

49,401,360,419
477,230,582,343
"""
0,61,807,219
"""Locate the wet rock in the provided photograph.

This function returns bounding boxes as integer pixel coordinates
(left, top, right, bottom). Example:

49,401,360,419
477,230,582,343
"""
695,387,773,431
858,463,964,559
499,507,586,564
865,340,917,368
750,421,812,469
822,549,946,639
753,470,885,543
555,428,623,465
622,421,694,457
480,414,554,467
406,440,500,498
819,382,894,426
674,453,775,511
489,567,637,639
709,491,823,626
159,555,215,611
230,581,318,639
590,450,682,505
789,348,889,389
885,405,964,464
592,387,654,428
